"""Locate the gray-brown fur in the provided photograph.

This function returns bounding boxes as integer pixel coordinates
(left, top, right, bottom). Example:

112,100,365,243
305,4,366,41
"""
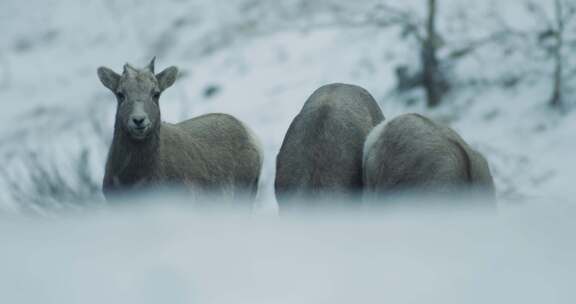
98,59,262,201
363,113,495,202
275,83,384,206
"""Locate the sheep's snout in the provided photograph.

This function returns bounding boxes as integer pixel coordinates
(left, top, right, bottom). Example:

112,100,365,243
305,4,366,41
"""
127,113,151,140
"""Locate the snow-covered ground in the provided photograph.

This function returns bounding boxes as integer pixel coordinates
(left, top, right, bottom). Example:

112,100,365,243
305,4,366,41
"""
1,202,576,304
0,0,574,302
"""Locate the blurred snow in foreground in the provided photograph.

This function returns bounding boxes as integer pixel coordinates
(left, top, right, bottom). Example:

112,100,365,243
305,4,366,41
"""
0,199,574,304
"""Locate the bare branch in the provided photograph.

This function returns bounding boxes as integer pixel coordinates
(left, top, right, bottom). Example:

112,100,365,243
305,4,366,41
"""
550,0,565,107
0,52,10,89
525,0,555,30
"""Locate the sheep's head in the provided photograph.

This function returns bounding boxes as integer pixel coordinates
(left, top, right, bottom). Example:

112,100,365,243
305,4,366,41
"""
97,58,178,141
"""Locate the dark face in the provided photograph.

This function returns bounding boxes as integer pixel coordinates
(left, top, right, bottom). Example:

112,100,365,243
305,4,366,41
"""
97,59,178,142
115,69,161,140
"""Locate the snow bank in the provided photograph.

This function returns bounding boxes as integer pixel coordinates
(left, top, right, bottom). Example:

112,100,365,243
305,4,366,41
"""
0,201,574,304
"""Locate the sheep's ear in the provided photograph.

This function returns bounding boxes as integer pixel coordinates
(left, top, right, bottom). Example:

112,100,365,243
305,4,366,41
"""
97,67,120,91
156,66,178,92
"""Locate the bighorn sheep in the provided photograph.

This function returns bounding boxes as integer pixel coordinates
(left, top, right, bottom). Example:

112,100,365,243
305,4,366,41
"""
97,58,262,202
275,83,384,207
363,113,495,203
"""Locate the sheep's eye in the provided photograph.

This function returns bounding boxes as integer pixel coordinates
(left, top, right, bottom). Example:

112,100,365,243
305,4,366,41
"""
152,91,160,99
116,92,125,102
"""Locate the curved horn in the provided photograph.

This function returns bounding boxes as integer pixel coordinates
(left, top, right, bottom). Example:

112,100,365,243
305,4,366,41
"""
147,56,156,73
123,63,138,77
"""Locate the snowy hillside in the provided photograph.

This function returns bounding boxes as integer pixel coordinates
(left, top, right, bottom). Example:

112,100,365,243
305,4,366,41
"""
1,0,575,303
1,0,573,213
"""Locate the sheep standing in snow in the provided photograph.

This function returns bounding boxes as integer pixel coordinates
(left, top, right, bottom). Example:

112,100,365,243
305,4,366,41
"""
363,113,495,204
98,59,262,202
275,83,384,208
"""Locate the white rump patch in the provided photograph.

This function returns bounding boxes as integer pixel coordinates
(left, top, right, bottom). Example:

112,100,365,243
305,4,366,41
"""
239,120,265,202
240,121,264,168
363,120,388,166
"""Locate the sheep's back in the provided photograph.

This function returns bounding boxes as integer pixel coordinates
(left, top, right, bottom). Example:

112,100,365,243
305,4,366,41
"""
159,113,262,195
363,113,495,200
275,83,384,204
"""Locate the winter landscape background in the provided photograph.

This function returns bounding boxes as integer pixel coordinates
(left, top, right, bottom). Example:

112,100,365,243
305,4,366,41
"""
0,0,575,303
